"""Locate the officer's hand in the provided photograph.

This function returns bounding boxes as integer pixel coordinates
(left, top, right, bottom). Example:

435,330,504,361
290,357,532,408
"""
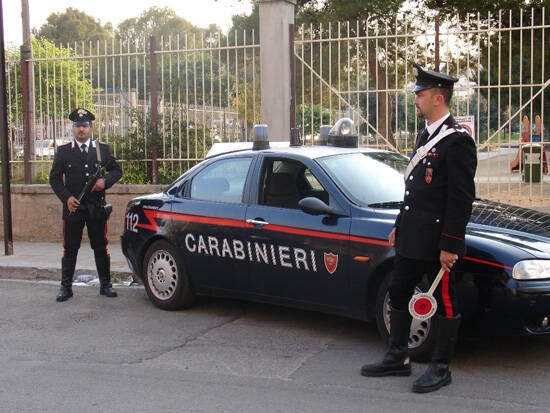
388,227,396,249
91,178,106,192
67,196,80,213
440,250,458,272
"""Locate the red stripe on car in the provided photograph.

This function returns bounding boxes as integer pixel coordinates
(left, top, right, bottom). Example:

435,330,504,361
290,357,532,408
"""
137,209,390,246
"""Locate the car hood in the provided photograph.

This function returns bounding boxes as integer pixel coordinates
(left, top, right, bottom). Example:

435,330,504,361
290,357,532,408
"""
467,199,550,258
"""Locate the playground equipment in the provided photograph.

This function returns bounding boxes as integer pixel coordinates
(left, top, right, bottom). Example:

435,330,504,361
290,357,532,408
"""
510,115,548,176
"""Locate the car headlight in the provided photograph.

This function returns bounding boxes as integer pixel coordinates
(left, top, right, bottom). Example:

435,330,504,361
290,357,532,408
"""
513,260,550,280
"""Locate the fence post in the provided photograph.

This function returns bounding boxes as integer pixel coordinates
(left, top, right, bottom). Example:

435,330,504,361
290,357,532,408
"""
21,45,34,184
149,36,158,185
434,15,440,72
259,0,296,141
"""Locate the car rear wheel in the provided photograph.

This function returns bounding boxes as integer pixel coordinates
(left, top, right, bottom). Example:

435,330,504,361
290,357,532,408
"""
374,273,436,362
142,240,195,311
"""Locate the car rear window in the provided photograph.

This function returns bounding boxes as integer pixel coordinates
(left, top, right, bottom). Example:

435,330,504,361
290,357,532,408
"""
190,157,252,203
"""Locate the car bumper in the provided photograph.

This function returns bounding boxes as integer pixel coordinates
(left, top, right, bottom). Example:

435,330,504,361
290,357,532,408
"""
493,279,550,335
121,233,143,282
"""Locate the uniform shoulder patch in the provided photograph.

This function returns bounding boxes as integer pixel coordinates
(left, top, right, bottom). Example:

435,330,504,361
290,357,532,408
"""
451,123,473,139
452,123,466,132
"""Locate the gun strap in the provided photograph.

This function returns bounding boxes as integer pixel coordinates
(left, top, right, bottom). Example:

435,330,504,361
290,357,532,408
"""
95,140,102,164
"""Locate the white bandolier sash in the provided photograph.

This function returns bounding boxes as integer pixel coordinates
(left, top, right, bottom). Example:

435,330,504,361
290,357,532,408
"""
404,125,457,181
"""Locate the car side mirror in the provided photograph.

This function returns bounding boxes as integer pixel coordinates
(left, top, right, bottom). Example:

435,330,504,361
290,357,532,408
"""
299,197,347,217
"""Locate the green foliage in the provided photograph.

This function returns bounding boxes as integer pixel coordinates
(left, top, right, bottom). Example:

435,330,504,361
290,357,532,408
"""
230,1,260,40
35,7,112,44
231,74,261,137
425,2,550,133
296,0,405,24
34,170,50,184
424,0,548,17
116,7,205,44
296,104,333,135
7,38,96,123
109,109,208,184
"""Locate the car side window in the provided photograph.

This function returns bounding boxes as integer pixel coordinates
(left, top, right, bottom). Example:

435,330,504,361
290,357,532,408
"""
190,157,252,203
260,158,329,209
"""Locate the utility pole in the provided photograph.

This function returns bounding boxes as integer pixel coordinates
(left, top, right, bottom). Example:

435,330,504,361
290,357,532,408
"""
21,0,35,183
1,0,14,255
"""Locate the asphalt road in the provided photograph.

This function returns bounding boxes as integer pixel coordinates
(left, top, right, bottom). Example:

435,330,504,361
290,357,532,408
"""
1,279,550,413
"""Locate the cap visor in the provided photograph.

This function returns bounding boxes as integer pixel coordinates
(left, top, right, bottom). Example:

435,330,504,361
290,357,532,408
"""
73,121,91,126
413,85,432,93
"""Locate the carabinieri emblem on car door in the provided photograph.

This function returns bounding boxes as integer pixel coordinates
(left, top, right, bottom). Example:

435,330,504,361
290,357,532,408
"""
324,252,338,275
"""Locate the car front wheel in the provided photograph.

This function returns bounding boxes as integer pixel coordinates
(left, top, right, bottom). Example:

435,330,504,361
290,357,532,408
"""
142,240,195,311
375,273,436,362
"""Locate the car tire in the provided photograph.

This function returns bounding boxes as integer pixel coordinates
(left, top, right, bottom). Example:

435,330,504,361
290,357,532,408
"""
142,240,195,311
374,273,436,362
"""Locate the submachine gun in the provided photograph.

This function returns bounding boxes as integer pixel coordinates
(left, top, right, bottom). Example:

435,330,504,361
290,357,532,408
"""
73,143,113,219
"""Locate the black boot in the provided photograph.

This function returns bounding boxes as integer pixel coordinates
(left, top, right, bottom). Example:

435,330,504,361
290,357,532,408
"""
56,286,73,302
412,314,461,393
361,308,412,377
96,254,117,297
57,257,76,302
100,283,117,297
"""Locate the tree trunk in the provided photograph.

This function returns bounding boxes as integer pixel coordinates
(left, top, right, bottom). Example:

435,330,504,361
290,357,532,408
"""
367,52,396,150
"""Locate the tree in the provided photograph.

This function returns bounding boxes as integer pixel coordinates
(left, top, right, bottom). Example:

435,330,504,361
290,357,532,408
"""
425,1,550,137
109,109,209,184
7,38,95,133
35,8,112,45
424,0,548,16
229,1,409,147
230,1,260,41
295,0,409,148
116,7,200,45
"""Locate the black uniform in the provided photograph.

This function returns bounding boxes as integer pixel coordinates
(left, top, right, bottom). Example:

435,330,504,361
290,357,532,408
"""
49,140,122,289
361,64,477,393
389,115,477,318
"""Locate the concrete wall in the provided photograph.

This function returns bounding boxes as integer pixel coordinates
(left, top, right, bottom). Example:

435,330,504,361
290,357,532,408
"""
0,184,165,243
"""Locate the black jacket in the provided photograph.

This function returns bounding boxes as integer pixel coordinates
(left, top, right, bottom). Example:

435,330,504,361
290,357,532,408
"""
394,115,477,260
49,140,123,219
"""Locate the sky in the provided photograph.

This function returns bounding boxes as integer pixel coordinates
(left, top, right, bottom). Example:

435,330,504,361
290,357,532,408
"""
2,0,253,47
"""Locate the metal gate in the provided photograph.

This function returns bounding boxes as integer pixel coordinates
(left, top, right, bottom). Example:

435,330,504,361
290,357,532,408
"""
294,8,550,207
6,30,260,184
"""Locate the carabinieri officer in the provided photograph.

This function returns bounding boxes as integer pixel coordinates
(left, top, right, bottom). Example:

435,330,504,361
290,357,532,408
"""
361,64,477,393
50,108,123,302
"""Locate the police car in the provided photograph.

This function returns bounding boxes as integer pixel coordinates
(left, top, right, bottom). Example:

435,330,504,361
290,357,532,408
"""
121,119,550,361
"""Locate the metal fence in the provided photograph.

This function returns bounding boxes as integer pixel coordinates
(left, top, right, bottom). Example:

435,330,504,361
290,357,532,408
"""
295,7,549,206
4,7,550,206
6,30,259,183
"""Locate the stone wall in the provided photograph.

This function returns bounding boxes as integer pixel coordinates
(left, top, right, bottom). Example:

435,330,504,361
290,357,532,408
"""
0,184,165,242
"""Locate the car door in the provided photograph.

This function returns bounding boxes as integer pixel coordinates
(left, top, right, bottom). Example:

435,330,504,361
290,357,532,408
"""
169,155,260,295
244,154,352,310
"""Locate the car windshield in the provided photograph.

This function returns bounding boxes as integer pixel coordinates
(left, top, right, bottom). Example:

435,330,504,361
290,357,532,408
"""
317,152,407,207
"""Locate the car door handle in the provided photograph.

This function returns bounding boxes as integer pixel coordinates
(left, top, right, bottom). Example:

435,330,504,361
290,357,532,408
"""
246,218,269,226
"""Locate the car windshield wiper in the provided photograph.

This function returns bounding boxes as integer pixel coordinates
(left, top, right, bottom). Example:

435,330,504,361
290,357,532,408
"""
367,201,403,208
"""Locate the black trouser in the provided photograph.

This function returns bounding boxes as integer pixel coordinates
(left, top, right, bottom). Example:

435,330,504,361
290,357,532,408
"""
388,254,458,318
61,209,110,287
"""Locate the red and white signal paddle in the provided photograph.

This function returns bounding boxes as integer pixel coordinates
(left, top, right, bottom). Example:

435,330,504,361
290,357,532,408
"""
408,268,445,320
